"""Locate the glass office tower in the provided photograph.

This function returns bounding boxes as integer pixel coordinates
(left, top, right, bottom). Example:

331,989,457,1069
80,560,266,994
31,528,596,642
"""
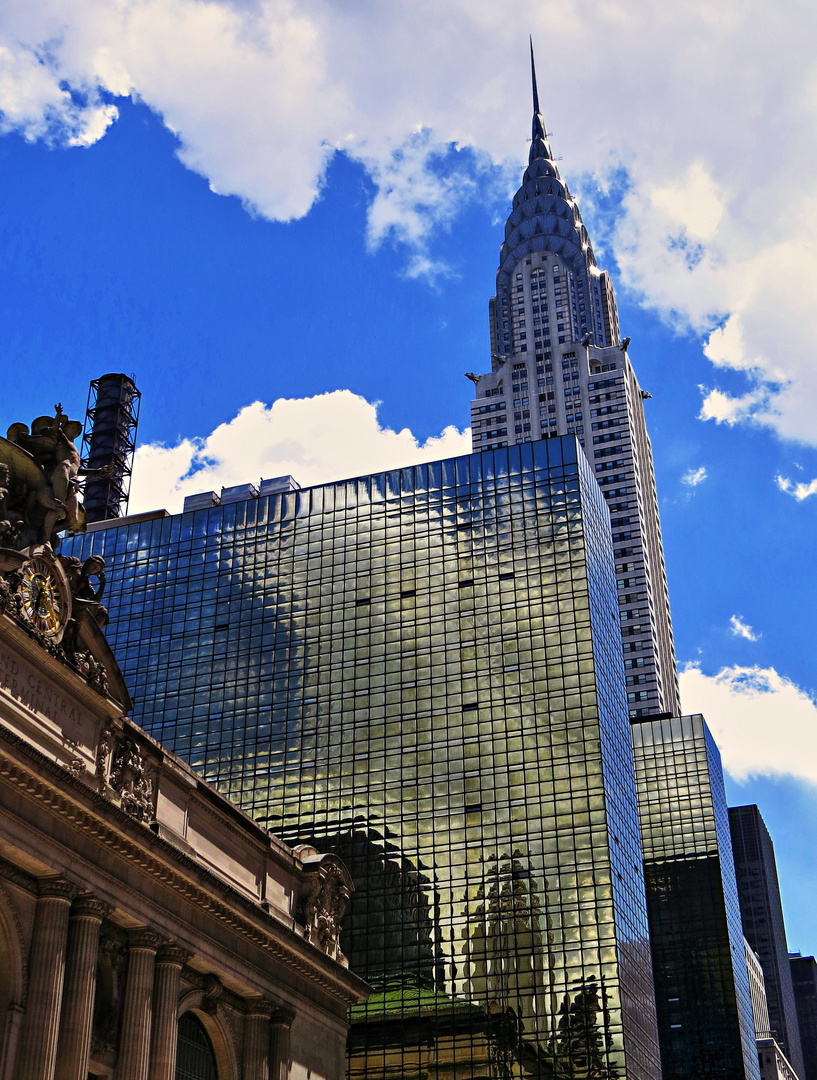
631,714,760,1080
791,955,817,1080
730,805,804,1077
64,437,660,1080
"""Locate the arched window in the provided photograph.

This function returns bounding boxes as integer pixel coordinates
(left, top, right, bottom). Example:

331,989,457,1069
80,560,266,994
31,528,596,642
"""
176,1012,218,1080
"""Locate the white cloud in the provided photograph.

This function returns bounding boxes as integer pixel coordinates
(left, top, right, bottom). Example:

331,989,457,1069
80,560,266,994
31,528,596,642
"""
681,465,707,487
698,385,773,428
776,474,817,501
679,664,817,783
127,390,472,515
648,162,725,243
729,615,759,641
3,1,817,439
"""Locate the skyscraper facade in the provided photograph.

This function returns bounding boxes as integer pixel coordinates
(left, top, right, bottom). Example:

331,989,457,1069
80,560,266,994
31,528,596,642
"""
469,49,678,720
631,713,760,1080
64,436,661,1080
790,955,817,1080
746,945,800,1080
747,940,774,1039
730,805,804,1077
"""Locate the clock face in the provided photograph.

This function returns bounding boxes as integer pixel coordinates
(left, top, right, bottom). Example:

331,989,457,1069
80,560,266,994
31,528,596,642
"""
20,557,66,635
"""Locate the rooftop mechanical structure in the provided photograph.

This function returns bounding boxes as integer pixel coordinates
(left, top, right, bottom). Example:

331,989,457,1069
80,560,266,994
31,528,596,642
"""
80,373,141,523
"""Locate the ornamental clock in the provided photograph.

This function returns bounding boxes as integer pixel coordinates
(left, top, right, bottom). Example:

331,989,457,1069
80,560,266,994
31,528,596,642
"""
19,554,70,637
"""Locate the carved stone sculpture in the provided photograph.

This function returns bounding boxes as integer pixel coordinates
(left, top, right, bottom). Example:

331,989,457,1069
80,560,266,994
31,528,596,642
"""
108,737,155,822
95,725,116,784
201,974,224,1015
298,863,351,963
0,402,131,710
60,554,108,628
0,569,22,618
1,406,85,548
0,541,119,703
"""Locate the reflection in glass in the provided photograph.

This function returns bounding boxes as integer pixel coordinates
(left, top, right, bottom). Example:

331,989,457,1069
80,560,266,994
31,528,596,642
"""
64,437,661,1080
631,714,760,1080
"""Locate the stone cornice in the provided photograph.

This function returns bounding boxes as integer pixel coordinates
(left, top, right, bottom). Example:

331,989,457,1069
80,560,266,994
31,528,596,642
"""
0,738,367,1007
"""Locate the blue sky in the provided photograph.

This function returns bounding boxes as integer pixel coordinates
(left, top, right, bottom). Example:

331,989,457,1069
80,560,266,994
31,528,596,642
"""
1,1,817,958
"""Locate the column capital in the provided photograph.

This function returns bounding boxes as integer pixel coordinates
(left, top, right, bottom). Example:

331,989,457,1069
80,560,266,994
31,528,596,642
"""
269,1005,296,1029
243,997,274,1018
128,928,164,952
244,999,295,1027
38,877,79,902
71,893,110,920
155,943,191,968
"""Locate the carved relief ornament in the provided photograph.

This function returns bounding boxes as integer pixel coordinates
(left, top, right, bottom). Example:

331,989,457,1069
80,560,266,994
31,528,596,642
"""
298,862,351,963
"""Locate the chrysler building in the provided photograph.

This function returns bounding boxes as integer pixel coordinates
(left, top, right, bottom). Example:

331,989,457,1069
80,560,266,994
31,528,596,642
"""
469,45,680,718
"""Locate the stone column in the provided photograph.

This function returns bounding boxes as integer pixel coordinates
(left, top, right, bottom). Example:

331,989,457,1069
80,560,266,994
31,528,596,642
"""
17,877,77,1080
243,999,274,1080
148,945,190,1080
54,894,109,1080
269,1006,296,1080
0,1003,25,1080
116,929,163,1080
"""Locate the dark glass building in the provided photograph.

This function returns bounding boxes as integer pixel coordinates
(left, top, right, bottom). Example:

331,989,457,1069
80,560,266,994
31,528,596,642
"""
730,805,804,1077
64,436,661,1080
631,714,760,1080
791,955,817,1080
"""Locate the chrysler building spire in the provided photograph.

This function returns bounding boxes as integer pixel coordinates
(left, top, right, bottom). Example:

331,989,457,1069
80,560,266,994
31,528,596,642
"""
529,38,551,165
468,50,680,719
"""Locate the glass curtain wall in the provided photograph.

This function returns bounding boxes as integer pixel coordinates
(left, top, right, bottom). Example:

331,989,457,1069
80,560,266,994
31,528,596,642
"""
65,437,660,1080
631,715,760,1080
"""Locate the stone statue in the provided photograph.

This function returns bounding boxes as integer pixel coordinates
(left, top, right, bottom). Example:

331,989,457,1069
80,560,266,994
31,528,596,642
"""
0,463,23,547
60,554,108,627
0,403,109,550
0,402,130,709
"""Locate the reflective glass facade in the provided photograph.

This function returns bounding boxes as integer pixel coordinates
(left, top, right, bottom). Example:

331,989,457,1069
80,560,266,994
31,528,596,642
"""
64,437,660,1080
730,805,805,1076
631,714,760,1080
